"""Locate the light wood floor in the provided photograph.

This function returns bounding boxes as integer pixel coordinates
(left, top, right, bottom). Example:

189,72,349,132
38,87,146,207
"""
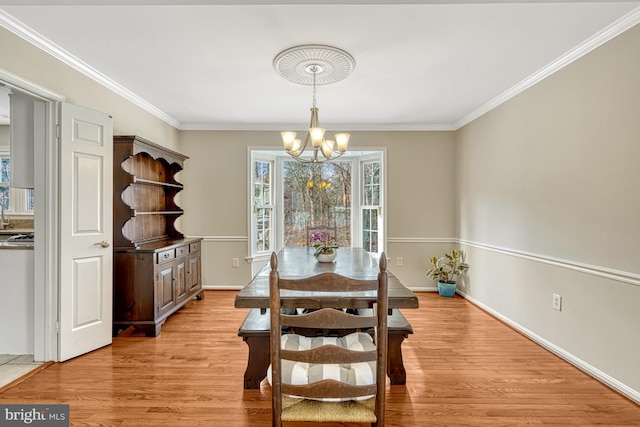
1,291,638,426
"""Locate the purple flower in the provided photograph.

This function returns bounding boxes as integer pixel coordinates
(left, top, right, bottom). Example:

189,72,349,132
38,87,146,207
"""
309,229,331,245
309,228,338,256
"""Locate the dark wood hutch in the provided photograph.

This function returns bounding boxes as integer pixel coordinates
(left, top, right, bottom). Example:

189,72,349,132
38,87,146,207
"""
112,135,203,337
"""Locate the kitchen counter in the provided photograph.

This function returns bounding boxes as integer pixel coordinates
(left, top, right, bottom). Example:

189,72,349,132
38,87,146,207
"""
0,241,34,250
0,228,34,235
0,227,34,248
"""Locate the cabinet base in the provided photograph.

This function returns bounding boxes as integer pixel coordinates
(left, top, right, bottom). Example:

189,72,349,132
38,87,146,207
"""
112,320,163,337
112,291,204,337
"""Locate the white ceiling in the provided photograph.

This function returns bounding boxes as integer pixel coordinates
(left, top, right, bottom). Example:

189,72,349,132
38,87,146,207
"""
0,1,639,131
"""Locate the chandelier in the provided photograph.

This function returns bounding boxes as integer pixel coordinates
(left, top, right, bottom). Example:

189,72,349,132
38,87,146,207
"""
273,45,355,163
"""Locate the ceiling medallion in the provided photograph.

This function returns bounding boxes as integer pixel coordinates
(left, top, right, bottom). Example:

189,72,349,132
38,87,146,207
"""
273,44,356,86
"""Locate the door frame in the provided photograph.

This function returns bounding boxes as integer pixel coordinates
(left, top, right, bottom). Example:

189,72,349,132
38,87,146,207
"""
0,67,64,361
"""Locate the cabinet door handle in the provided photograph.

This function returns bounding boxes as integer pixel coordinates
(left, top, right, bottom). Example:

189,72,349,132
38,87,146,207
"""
94,240,110,248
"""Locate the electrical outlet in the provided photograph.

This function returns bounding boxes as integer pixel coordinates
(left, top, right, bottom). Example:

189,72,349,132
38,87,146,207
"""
552,293,562,311
397,257,403,266
232,258,239,268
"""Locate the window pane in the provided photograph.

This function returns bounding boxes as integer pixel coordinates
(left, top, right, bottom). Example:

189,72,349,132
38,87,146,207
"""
361,160,381,253
256,207,272,252
363,161,381,207
263,230,271,251
254,161,271,205
253,159,274,254
25,189,34,211
0,157,10,182
257,231,265,252
372,185,380,205
370,231,378,252
0,186,9,211
282,161,351,247
371,162,380,184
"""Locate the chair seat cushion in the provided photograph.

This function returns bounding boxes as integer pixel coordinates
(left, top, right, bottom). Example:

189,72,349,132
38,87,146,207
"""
268,332,376,402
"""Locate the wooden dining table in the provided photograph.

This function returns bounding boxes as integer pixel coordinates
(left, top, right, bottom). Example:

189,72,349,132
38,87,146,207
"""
234,247,419,389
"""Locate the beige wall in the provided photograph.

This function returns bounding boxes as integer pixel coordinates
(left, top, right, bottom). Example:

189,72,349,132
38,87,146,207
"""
0,26,179,149
457,24,640,398
178,130,458,288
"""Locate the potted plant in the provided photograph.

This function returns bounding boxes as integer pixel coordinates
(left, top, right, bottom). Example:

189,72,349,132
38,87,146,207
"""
309,228,339,262
426,249,469,297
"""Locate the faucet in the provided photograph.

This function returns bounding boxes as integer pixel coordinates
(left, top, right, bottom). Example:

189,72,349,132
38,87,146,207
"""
0,194,11,229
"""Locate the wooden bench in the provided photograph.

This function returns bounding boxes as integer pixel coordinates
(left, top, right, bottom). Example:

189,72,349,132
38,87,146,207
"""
238,307,413,389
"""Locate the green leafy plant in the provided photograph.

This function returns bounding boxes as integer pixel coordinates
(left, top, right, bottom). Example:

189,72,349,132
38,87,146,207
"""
426,249,469,284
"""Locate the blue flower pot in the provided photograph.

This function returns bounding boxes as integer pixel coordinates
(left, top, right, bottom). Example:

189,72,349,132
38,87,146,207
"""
437,281,456,298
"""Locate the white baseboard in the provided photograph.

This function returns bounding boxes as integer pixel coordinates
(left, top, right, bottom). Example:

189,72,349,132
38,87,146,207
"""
458,290,640,404
410,286,438,292
202,284,244,291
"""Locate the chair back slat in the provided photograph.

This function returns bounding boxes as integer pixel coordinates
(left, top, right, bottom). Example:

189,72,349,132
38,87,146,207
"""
282,380,377,400
279,273,379,292
281,309,377,329
282,345,377,364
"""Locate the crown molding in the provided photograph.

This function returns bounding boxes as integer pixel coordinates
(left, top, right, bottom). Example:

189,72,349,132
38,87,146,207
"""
0,9,181,129
454,5,640,130
179,122,457,131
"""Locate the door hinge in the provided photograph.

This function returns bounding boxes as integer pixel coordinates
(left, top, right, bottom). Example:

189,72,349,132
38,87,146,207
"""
55,321,60,334
56,124,60,140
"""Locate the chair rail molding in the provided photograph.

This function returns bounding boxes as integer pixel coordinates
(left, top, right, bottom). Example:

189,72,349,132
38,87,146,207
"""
387,237,456,244
191,235,248,243
459,239,640,288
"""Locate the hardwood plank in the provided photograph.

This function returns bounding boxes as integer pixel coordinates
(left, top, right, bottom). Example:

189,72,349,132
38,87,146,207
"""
0,291,637,426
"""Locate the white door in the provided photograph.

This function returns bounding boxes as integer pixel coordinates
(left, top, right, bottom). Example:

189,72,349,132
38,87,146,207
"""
58,102,113,361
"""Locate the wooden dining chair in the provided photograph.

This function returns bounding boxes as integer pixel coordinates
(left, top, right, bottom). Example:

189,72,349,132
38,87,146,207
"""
268,251,388,427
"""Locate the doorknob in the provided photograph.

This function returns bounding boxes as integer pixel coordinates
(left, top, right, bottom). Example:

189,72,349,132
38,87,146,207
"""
94,240,110,248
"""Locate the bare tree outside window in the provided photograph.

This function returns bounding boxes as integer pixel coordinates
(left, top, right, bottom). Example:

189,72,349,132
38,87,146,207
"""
283,161,351,247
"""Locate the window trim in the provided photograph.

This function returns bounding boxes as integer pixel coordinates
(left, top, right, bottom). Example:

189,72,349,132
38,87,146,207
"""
249,150,278,260
360,156,384,254
248,147,386,260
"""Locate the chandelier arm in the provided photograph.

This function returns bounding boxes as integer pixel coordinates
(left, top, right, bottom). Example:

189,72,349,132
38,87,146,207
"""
322,150,344,162
286,151,342,164
299,132,310,156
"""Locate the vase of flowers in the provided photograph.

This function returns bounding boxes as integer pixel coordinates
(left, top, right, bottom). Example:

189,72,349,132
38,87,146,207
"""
309,228,339,262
